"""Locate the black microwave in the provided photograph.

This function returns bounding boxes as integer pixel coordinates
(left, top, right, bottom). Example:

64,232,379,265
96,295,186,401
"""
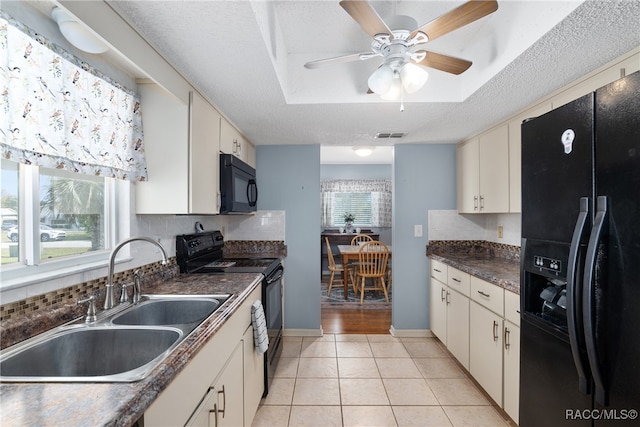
220,154,258,214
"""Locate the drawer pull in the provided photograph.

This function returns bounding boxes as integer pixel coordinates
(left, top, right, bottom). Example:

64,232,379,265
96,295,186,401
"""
434,268,442,273
477,290,491,298
452,277,461,283
504,327,511,349
218,385,226,417
493,321,499,341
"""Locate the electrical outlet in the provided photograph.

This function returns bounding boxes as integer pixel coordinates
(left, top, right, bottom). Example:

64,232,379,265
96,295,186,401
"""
497,226,504,239
414,224,423,237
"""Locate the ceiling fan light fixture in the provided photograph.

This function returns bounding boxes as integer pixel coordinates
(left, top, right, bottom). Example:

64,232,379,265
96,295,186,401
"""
400,62,429,93
353,146,376,157
368,65,394,95
380,73,403,101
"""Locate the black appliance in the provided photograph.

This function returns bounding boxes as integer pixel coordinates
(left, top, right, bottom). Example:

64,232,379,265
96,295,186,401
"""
176,230,283,397
220,154,258,214
520,71,640,426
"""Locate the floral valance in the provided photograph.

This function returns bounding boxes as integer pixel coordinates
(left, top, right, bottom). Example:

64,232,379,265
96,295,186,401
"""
0,11,147,181
320,179,392,193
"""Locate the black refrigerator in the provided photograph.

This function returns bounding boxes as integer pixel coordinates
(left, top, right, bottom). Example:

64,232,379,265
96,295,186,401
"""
519,71,640,426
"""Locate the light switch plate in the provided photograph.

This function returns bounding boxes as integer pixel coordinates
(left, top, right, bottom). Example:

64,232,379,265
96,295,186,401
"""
414,224,423,237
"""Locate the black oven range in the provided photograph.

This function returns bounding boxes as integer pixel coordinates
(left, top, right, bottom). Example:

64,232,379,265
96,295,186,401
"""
175,230,283,397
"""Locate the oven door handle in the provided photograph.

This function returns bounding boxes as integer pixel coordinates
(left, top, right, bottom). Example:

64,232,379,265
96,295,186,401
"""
266,266,284,284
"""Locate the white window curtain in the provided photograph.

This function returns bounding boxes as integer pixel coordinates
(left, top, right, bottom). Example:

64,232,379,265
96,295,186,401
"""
320,179,392,227
0,12,147,181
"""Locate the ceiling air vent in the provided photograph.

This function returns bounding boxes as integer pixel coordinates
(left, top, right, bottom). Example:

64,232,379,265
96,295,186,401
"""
375,132,405,139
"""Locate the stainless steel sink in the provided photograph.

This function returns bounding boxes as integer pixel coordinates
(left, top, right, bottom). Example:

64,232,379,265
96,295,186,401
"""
0,294,231,383
0,325,182,382
111,295,228,328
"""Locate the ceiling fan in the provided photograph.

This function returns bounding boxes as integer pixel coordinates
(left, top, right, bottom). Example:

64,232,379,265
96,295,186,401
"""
304,0,499,101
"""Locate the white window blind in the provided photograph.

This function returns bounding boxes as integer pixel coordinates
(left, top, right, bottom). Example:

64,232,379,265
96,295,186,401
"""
321,179,391,227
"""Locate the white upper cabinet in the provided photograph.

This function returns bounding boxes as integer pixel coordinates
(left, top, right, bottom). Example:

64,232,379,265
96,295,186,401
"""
457,125,509,213
136,87,220,214
189,91,222,214
220,118,256,167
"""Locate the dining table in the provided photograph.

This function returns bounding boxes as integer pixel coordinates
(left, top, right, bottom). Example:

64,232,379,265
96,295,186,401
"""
337,244,392,298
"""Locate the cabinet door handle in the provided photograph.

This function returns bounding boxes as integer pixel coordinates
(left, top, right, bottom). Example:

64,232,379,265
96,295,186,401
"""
440,287,446,302
452,277,461,283
473,196,478,210
493,320,499,341
446,291,451,305
477,290,490,298
218,385,226,418
480,195,485,210
212,403,219,427
504,327,511,349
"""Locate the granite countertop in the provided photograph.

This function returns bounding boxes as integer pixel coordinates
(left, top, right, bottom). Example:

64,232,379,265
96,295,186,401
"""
0,272,263,427
427,240,521,294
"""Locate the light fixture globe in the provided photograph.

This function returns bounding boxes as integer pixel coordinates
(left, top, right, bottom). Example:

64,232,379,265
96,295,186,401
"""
51,7,109,54
400,62,429,93
368,65,394,95
353,146,375,157
380,73,403,101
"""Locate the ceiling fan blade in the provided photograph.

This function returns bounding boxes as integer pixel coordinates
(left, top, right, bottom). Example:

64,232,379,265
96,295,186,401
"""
413,51,472,75
410,0,498,42
339,0,392,39
304,53,376,69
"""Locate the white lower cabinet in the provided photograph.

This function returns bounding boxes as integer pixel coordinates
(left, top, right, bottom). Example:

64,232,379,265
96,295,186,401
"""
503,319,520,424
186,341,243,427
469,301,503,405
430,259,521,424
447,288,470,369
145,285,263,427
430,260,470,370
429,274,448,343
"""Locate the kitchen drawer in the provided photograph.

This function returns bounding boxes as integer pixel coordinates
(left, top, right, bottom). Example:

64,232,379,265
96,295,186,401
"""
504,290,520,326
470,276,504,316
447,267,470,297
430,259,448,284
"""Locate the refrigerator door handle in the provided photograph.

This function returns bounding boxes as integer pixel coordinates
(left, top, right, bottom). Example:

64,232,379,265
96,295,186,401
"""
583,195,608,406
566,197,591,395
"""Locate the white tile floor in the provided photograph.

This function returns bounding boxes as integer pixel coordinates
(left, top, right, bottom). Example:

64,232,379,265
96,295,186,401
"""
252,334,512,427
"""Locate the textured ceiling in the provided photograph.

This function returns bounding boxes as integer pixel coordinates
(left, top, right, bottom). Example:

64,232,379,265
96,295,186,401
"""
104,0,639,160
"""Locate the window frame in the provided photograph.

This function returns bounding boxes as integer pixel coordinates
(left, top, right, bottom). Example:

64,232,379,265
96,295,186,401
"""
1,161,127,291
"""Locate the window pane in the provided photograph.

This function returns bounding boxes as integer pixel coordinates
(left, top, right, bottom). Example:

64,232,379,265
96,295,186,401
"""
39,168,105,261
1,160,20,265
332,192,372,226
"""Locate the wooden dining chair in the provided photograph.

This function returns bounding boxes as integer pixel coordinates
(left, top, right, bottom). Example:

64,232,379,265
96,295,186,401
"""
354,241,390,304
325,237,350,296
350,234,374,246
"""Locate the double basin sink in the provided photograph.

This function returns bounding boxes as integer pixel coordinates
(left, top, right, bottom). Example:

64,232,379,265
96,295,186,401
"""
0,294,231,383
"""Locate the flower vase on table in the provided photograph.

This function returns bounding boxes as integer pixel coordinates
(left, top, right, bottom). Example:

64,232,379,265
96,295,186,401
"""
343,212,356,234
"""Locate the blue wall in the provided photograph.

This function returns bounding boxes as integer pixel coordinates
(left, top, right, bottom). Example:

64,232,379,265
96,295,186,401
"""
392,144,457,330
256,145,321,331
320,164,392,180
257,144,456,333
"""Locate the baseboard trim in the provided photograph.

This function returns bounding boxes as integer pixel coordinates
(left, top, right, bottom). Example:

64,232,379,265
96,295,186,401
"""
283,328,324,337
389,326,434,338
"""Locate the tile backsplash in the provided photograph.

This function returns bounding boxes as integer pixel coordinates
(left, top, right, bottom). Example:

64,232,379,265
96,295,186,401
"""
428,210,521,247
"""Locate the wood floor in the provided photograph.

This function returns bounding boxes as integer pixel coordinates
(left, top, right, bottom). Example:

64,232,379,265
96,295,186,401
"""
321,307,391,334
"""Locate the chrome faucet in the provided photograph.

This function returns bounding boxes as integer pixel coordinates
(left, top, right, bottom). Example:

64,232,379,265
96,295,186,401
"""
104,236,168,310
